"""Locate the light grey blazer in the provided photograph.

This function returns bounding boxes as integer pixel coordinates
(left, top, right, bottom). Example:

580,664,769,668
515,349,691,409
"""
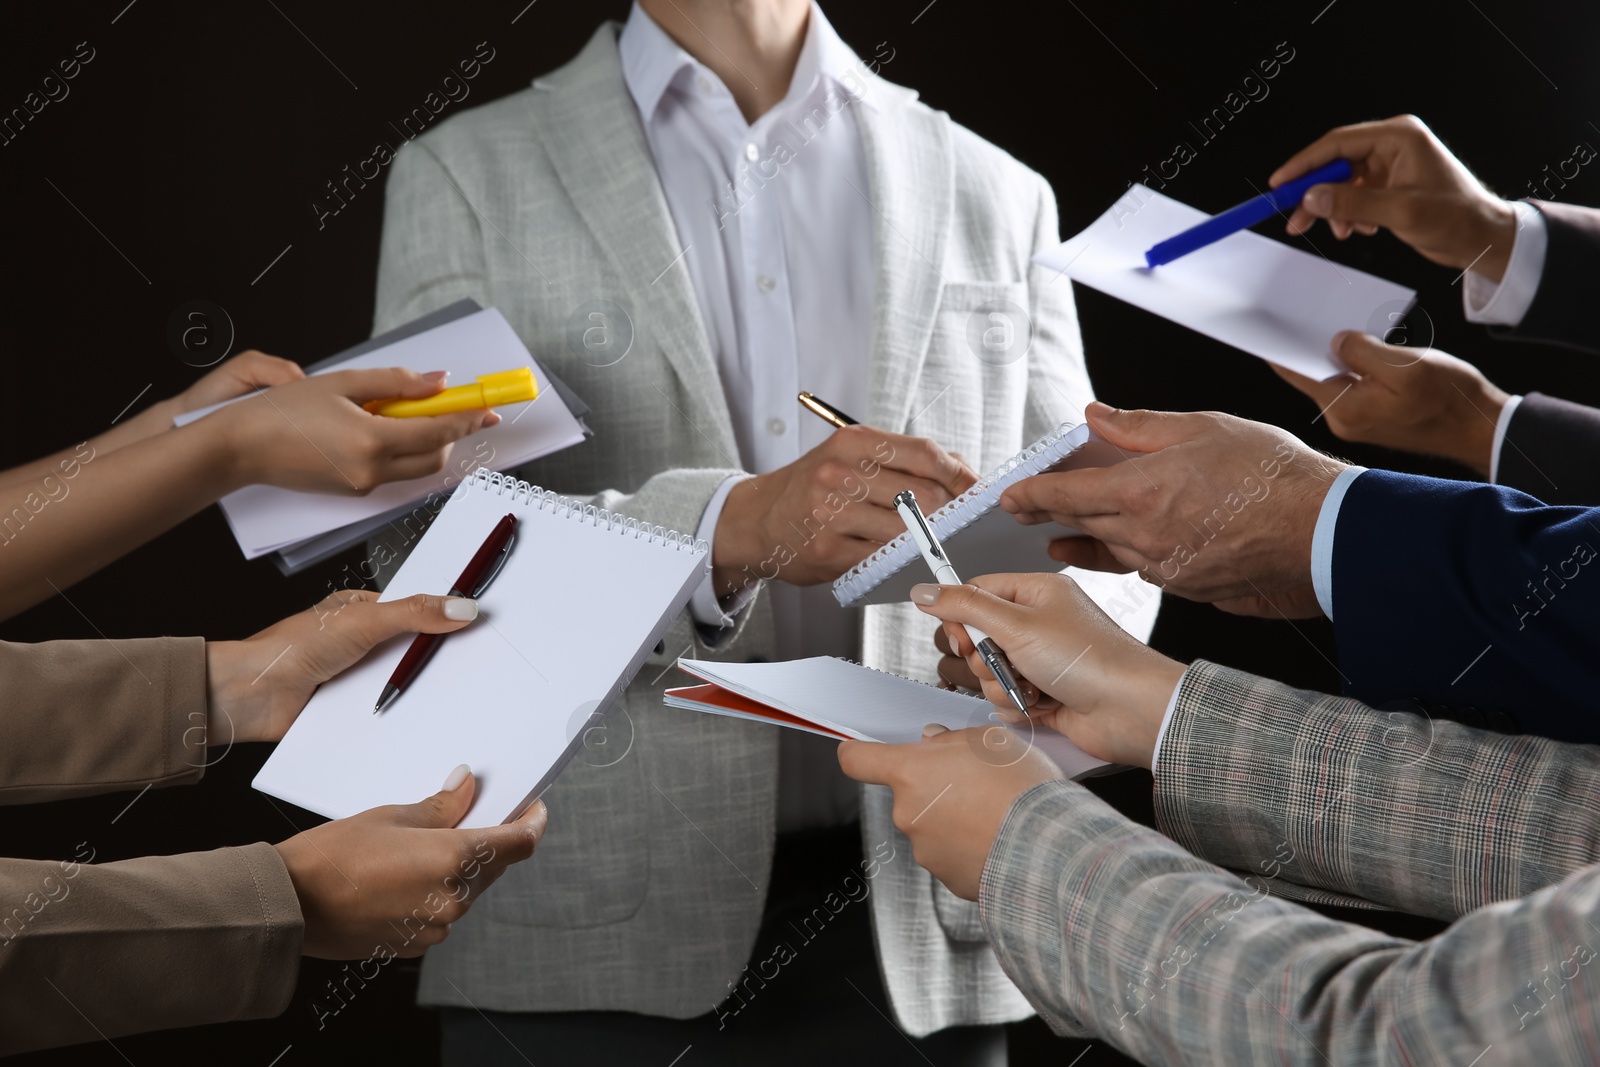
371,22,1114,1036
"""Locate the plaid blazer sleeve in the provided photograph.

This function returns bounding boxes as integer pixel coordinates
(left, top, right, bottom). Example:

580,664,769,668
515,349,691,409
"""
1154,661,1600,920
979,779,1600,1065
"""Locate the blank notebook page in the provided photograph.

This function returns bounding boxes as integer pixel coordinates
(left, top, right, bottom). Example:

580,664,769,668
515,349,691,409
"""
254,471,709,829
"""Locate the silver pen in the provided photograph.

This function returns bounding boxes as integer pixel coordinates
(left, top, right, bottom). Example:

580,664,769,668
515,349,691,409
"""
892,490,1031,719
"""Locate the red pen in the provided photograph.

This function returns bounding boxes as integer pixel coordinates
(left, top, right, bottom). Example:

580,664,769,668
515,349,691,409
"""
374,513,517,714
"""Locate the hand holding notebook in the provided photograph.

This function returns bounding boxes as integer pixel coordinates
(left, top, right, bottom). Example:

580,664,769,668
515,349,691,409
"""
254,469,709,828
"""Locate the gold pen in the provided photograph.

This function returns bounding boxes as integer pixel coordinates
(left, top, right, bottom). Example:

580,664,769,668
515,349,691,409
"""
798,391,859,429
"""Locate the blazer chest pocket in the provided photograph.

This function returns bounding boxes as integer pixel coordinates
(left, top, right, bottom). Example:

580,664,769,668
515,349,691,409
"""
480,699,650,928
918,281,1032,470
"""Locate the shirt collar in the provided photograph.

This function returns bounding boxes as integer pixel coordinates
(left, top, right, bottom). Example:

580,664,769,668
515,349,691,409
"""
618,1,873,123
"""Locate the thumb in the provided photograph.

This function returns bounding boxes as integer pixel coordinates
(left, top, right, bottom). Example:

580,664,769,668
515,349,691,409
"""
472,798,548,866
1084,401,1196,454
227,351,305,389
323,593,479,666
1301,182,1413,233
909,582,1030,647
403,763,478,828
1332,330,1420,374
334,367,450,404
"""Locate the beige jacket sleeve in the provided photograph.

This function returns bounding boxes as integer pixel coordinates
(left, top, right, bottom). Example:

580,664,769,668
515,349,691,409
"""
0,637,303,1054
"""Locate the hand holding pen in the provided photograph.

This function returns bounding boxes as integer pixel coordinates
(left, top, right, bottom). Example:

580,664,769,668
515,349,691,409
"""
893,490,1032,719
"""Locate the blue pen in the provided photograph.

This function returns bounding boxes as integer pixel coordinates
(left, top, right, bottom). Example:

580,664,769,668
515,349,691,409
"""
1143,158,1354,268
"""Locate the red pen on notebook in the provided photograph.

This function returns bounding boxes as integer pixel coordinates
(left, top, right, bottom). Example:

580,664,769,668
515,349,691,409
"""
374,513,518,714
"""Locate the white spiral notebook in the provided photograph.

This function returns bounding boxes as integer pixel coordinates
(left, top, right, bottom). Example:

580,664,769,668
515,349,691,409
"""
253,469,709,829
832,422,1132,608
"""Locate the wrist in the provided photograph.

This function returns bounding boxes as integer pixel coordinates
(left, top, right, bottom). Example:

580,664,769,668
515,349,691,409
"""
205,640,262,744
190,408,256,494
1450,378,1509,478
1124,656,1186,770
1470,198,1518,283
711,478,767,596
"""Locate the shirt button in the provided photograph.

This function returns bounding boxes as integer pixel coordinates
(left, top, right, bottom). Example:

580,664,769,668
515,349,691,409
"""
756,274,776,292
744,142,760,162
767,417,786,436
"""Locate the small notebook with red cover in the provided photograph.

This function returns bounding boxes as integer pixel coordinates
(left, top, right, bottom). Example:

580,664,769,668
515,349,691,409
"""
664,656,1111,779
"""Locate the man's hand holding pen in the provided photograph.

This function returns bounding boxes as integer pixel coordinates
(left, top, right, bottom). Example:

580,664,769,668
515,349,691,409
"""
712,423,977,594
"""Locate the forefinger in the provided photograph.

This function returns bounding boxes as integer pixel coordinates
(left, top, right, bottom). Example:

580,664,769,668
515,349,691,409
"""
1001,468,1127,522
1268,121,1390,187
837,738,904,785
372,410,490,456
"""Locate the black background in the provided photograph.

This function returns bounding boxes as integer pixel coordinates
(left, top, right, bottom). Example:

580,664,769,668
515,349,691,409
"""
3,2,1598,1064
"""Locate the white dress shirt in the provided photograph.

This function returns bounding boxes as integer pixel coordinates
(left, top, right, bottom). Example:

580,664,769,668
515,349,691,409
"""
619,2,874,829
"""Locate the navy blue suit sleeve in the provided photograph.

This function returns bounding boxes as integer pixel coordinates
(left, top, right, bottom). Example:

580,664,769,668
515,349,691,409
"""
1332,469,1600,743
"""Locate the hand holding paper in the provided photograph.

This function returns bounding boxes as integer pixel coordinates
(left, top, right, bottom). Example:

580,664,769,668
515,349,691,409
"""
1036,184,1416,381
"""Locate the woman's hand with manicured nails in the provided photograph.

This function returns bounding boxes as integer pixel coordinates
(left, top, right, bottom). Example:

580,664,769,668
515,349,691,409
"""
913,573,1186,769
275,766,548,959
210,367,499,495
205,591,481,745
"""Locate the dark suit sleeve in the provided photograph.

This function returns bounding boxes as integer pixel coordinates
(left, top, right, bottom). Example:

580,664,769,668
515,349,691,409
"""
1494,200,1600,353
1498,391,1600,505
1331,469,1600,743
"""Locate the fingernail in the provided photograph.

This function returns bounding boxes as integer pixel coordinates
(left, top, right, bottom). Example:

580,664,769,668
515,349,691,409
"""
423,370,449,386
1303,187,1330,214
1087,400,1118,416
481,410,502,429
527,799,548,830
442,763,471,791
444,597,479,621
910,584,942,605
922,723,949,738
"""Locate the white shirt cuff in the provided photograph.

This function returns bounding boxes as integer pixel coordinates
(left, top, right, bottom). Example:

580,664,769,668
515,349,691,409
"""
1148,667,1188,774
688,474,758,628
1462,201,1547,327
1490,394,1524,485
1310,466,1368,622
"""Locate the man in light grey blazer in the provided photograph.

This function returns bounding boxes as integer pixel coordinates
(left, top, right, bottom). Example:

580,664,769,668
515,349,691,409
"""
370,2,1156,1061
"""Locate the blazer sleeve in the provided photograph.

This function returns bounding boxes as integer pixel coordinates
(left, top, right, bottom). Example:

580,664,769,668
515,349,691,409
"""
1497,200,1600,354
1330,468,1600,744
0,636,208,803
1153,660,1600,920
0,843,302,1055
1497,391,1600,505
979,779,1600,1064
0,636,305,1052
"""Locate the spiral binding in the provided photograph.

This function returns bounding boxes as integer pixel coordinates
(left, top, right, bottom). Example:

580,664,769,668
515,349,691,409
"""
832,421,1089,605
465,468,709,554
838,656,968,696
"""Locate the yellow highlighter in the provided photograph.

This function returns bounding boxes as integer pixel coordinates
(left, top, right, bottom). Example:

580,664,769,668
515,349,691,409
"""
363,367,538,418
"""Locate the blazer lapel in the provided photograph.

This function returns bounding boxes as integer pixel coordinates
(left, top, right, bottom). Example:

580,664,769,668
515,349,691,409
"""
855,90,952,433
531,25,738,457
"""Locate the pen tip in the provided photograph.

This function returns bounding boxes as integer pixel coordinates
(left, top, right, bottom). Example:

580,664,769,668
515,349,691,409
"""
374,684,399,715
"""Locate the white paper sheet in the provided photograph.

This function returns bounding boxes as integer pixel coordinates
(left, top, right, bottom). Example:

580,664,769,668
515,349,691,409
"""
176,309,588,557
1035,185,1416,381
